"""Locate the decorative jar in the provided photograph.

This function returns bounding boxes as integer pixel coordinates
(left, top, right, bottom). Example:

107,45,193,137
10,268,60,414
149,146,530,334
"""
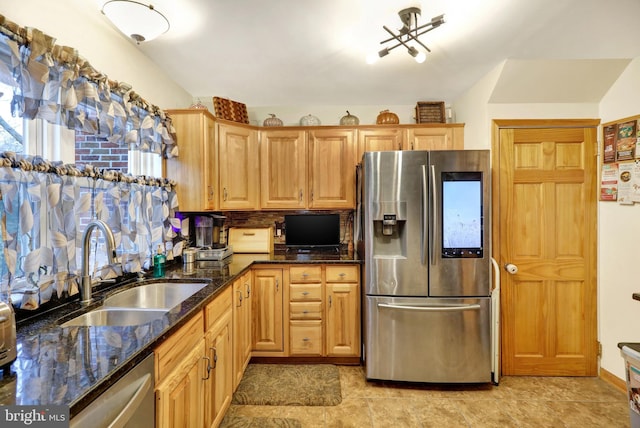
340,111,360,126
299,114,321,126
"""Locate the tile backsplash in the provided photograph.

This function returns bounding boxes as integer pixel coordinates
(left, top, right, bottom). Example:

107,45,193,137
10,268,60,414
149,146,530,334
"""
223,210,355,247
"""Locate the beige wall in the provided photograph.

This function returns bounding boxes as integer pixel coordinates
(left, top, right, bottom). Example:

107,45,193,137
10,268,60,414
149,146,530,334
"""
598,57,640,380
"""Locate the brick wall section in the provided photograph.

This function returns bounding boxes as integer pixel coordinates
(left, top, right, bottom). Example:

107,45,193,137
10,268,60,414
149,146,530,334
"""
75,132,129,173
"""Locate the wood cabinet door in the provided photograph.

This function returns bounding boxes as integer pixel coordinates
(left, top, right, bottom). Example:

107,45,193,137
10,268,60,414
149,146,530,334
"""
260,130,307,209
155,342,205,428
218,123,259,210
232,271,252,390
308,129,356,209
204,310,233,428
325,282,360,357
165,110,217,211
405,127,458,151
251,268,284,352
356,127,404,163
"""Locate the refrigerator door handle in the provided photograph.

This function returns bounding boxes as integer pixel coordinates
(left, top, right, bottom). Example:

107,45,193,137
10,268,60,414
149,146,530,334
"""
430,164,437,266
377,303,481,312
421,164,428,264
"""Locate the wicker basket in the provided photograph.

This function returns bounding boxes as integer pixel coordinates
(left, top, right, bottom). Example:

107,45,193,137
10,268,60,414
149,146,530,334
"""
415,101,445,124
212,97,249,124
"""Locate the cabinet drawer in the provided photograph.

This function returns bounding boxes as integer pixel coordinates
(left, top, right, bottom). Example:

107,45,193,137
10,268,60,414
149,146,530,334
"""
290,283,322,301
205,286,232,330
289,266,322,282
290,320,322,355
326,265,359,282
290,301,323,320
154,311,204,382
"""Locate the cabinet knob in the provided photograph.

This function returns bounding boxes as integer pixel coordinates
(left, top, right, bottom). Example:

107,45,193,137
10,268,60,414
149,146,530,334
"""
223,188,228,201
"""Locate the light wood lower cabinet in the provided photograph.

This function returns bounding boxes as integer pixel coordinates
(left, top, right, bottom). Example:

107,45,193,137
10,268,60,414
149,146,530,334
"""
251,268,284,353
289,266,323,356
251,264,361,358
232,270,252,390
155,313,206,428
155,287,233,428
203,288,233,428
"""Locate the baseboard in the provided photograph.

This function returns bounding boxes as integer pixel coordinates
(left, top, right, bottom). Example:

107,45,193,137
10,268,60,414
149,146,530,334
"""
600,367,626,393
250,356,360,365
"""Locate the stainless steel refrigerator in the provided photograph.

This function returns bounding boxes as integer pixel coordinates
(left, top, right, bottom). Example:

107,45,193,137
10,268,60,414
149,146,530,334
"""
360,150,493,383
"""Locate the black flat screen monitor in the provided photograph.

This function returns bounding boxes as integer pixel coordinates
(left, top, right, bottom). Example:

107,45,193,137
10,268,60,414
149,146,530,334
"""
285,214,340,249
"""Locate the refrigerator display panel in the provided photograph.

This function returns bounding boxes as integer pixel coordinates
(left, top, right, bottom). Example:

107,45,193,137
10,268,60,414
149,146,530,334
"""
441,171,483,258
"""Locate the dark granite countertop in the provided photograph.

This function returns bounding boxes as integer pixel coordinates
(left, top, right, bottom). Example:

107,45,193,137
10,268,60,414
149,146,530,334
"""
0,250,361,417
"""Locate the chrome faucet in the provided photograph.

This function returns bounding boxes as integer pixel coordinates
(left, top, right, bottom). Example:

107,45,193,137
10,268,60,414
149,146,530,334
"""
80,219,117,304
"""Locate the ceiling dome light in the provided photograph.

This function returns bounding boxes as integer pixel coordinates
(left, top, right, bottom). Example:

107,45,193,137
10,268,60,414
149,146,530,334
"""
102,0,170,44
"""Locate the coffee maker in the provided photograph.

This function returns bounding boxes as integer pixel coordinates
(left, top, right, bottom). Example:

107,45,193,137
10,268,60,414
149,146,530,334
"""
193,214,233,260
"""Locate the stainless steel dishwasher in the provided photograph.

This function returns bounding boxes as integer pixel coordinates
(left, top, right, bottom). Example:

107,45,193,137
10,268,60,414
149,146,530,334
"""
71,353,155,428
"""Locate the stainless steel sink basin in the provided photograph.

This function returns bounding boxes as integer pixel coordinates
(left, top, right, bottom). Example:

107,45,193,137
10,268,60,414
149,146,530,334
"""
61,308,167,327
103,282,207,309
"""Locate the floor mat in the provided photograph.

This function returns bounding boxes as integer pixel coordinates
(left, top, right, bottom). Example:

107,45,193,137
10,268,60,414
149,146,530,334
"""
219,415,302,428
231,364,342,406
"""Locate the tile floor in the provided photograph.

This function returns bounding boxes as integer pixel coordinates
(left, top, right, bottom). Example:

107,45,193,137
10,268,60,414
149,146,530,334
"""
223,365,631,427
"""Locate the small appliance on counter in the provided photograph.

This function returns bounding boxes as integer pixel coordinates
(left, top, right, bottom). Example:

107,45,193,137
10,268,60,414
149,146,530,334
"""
0,300,17,373
192,214,233,261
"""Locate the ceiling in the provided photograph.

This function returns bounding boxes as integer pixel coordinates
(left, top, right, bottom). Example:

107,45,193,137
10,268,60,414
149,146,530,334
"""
98,0,640,106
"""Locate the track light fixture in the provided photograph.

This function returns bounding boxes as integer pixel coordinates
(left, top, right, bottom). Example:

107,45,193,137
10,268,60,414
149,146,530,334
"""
367,7,444,64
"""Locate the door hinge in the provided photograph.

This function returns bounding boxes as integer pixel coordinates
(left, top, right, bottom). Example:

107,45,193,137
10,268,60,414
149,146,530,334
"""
597,341,602,357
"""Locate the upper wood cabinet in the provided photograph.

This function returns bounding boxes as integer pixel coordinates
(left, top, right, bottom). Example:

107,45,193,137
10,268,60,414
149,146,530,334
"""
356,127,404,164
404,124,464,151
308,129,355,209
259,130,307,209
165,112,464,212
260,128,355,210
218,123,259,210
165,109,218,211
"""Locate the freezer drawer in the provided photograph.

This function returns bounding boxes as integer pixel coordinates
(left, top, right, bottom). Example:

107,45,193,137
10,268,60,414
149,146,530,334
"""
365,296,491,383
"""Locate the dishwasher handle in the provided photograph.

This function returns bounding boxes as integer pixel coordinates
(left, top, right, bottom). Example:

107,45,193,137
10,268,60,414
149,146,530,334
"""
377,303,481,312
107,373,152,428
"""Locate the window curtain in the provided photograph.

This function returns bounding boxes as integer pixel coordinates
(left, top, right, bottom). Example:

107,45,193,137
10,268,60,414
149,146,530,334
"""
0,14,178,158
0,154,184,310
0,15,186,310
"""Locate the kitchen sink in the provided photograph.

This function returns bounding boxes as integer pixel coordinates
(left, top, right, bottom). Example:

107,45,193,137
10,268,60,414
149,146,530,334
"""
103,282,208,310
60,308,167,327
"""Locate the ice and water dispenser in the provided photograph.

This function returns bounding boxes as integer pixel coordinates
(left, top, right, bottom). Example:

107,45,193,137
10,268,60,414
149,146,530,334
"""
371,201,407,257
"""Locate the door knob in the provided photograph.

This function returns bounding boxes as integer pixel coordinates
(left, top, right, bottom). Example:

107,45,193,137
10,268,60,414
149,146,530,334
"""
504,263,518,274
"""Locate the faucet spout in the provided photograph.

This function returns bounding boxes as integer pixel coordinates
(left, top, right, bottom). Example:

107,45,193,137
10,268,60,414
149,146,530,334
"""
80,219,116,305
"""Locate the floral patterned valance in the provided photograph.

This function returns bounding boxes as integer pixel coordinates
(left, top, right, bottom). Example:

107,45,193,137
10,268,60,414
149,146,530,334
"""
0,14,178,158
